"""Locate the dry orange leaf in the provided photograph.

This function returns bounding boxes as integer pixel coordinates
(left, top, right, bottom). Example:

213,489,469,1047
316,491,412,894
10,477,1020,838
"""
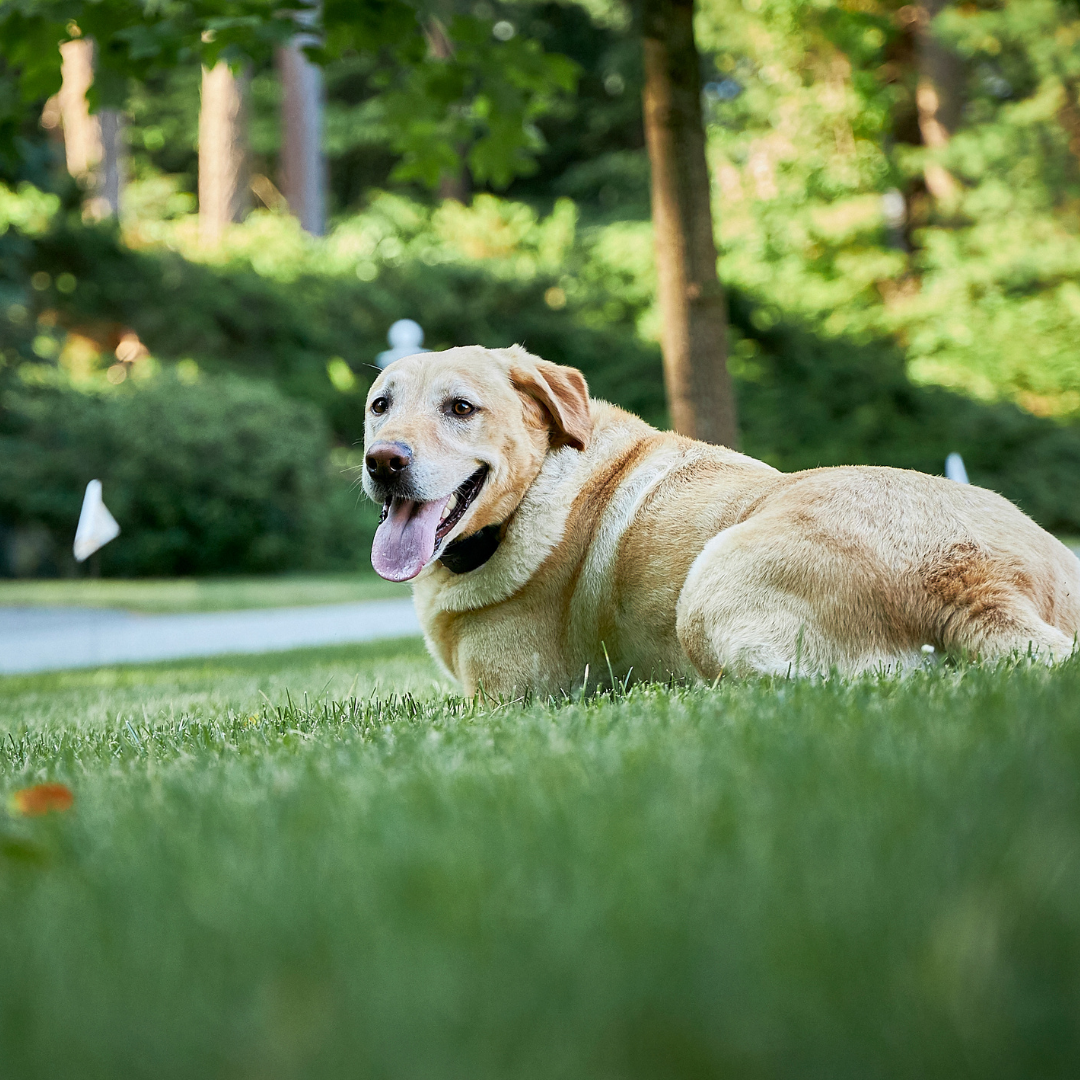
9,783,74,817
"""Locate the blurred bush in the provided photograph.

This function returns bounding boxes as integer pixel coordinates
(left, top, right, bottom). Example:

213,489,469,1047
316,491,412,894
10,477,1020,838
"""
18,193,665,442
6,186,1080,580
0,371,376,577
729,295,1080,536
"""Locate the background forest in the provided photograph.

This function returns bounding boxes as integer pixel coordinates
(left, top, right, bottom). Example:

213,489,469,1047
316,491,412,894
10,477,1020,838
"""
3,0,1080,575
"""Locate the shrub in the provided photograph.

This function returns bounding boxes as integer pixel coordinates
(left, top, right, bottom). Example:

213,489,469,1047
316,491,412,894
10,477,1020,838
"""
0,371,376,577
729,295,1080,536
23,206,665,442
11,194,1080,551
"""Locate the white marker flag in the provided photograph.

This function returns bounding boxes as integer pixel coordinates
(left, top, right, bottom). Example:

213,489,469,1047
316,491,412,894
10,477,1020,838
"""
945,452,969,485
73,479,120,562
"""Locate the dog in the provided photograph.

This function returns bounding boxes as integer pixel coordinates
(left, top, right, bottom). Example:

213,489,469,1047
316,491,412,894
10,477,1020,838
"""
362,345,1080,695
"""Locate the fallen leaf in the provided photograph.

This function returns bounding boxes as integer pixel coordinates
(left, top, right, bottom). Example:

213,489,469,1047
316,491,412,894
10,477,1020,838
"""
9,783,74,817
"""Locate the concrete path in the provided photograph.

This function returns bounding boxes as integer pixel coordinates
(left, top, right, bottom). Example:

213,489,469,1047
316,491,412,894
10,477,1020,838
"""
0,599,421,675
3,545,1077,677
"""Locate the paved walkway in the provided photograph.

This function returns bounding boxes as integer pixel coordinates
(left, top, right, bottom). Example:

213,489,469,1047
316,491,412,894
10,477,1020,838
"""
0,599,421,675
3,545,1077,677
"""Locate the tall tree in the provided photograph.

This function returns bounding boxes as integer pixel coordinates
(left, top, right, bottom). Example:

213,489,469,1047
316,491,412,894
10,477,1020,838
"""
278,1,325,236
1,1,575,215
425,16,469,204
56,38,96,179
198,60,249,245
914,0,962,202
641,0,737,447
54,37,123,218
96,105,123,217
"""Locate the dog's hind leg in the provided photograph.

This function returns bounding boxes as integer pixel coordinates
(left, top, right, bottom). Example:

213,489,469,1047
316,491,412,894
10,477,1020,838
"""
923,541,1080,664
675,523,916,678
958,620,1076,664
935,594,1077,665
676,515,1080,679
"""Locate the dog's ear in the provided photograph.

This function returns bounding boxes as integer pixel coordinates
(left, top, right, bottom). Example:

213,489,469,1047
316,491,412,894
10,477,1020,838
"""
511,358,591,452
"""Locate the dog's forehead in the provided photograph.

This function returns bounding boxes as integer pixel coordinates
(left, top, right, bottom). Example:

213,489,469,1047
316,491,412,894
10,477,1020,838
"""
373,347,511,399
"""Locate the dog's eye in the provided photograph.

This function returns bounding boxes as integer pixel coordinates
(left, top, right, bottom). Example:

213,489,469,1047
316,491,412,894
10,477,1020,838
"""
450,399,475,417
370,397,389,415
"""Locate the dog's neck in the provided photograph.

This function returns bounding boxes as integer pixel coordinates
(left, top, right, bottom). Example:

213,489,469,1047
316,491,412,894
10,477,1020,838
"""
414,411,640,613
438,523,503,574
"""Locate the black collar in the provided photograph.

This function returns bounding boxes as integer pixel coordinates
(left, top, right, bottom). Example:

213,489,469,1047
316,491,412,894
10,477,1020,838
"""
439,523,502,574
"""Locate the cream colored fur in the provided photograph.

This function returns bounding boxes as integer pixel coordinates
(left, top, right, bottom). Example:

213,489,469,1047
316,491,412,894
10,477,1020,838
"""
364,346,1080,695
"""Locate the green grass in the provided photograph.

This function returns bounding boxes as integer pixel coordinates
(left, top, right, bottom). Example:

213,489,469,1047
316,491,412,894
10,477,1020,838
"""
0,572,408,612
3,643,1080,1077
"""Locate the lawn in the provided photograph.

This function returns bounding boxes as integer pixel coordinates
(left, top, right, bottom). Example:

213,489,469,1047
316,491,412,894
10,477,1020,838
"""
0,572,408,612
2,642,1080,1078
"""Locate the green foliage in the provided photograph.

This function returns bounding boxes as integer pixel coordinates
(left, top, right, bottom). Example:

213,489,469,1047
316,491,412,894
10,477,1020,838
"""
381,14,578,189
729,295,1080,534
10,185,1080,543
0,0,297,112
9,192,664,441
3,644,1080,1075
0,370,376,576
123,1,636,217
0,0,577,193
896,0,1080,409
694,0,1080,418
124,66,203,193
0,180,62,393
504,2,645,212
8,0,1080,431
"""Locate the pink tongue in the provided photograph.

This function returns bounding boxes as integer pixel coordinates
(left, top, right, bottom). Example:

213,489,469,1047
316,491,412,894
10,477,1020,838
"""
371,497,449,581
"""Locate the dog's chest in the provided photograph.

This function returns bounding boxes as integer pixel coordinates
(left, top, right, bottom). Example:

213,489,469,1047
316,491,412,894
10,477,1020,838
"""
414,527,696,695
419,580,580,696
411,431,773,695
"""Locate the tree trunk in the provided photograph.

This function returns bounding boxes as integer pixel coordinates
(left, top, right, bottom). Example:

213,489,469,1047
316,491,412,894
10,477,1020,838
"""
915,0,962,202
641,0,737,447
425,18,470,204
97,107,124,218
199,61,249,245
1056,79,1080,166
57,39,100,179
277,12,325,237
56,38,124,219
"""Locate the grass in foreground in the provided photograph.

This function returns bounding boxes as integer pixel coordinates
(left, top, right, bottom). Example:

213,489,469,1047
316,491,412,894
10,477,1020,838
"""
2,644,1080,1078
0,572,408,612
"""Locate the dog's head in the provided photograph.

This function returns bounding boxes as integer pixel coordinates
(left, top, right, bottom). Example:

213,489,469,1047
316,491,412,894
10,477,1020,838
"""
362,345,591,581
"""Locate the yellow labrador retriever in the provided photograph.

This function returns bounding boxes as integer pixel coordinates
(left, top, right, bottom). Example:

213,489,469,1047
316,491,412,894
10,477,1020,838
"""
363,345,1080,695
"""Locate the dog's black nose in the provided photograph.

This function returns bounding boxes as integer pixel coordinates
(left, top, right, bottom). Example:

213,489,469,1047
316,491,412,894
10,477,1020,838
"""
366,442,412,484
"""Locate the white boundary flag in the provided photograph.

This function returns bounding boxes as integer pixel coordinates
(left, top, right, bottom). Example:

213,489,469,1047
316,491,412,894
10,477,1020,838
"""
945,453,969,485
73,479,120,562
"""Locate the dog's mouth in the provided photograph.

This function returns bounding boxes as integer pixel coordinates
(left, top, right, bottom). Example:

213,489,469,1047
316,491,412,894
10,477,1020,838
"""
435,465,487,543
372,466,488,581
